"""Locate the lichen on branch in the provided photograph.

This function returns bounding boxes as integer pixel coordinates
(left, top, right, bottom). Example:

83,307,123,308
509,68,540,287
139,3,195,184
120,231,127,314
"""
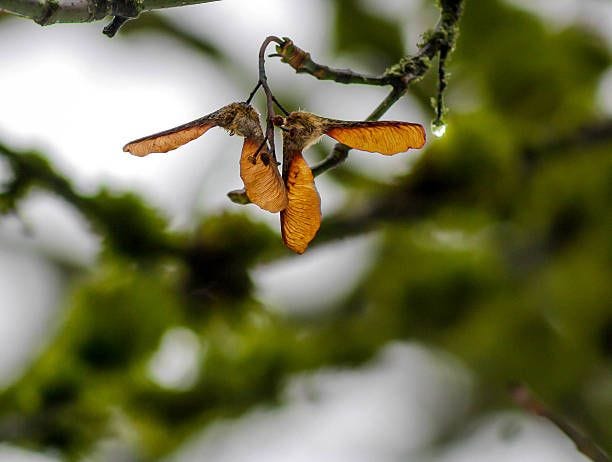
0,0,220,27
271,0,464,176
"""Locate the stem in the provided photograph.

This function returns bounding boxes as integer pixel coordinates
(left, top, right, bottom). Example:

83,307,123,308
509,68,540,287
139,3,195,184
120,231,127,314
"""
245,81,262,105
288,0,464,177
257,35,286,164
272,95,289,116
275,38,389,86
238,0,464,200
511,385,610,462
432,44,449,128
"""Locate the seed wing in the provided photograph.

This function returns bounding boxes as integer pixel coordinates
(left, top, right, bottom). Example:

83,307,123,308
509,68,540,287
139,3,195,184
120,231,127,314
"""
123,117,216,157
240,138,288,213
325,121,426,155
280,151,321,254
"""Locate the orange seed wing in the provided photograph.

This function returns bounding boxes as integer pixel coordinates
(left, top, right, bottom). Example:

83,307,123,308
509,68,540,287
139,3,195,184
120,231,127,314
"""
325,121,426,155
280,151,321,254
240,138,288,213
123,118,216,157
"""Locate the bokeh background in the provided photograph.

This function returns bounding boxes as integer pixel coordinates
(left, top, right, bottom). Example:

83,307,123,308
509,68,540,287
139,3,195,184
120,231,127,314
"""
0,0,611,460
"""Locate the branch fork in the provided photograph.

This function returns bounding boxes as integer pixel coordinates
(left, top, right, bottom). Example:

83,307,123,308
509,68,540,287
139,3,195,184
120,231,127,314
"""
228,1,463,205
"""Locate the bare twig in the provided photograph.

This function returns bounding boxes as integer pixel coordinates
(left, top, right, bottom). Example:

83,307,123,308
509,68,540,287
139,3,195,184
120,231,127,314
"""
257,35,286,164
510,384,610,462
229,1,463,203
431,44,450,133
275,38,389,86
284,0,464,177
272,95,289,116
0,0,220,28
245,81,262,105
226,37,288,206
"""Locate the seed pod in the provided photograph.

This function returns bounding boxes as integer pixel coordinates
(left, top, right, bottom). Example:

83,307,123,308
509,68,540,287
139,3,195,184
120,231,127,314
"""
280,111,426,154
123,102,287,213
278,111,426,253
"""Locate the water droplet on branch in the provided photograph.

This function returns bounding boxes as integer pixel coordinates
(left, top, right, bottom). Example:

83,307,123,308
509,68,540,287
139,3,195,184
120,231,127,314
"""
431,120,447,138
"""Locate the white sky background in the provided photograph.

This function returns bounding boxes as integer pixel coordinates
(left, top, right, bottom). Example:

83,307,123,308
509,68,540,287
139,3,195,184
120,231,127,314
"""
0,0,610,460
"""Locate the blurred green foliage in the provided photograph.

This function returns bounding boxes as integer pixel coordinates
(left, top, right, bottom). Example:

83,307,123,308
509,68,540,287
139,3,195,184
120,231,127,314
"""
0,0,611,459
333,0,405,67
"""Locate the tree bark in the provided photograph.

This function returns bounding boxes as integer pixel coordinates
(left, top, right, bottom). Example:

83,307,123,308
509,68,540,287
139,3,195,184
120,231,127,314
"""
0,0,219,25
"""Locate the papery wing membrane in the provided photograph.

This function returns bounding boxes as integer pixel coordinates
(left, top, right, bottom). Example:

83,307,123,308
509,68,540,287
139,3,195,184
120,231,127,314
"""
123,117,216,157
240,138,288,213
280,151,321,254
325,121,426,155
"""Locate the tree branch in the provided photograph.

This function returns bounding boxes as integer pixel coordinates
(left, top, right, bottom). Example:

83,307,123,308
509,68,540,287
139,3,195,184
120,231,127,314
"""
511,384,610,462
226,1,464,205
283,0,464,177
257,35,286,164
0,0,219,26
274,38,389,86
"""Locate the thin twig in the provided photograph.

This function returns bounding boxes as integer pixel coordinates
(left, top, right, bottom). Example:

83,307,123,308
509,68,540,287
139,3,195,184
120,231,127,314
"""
227,38,287,206
258,35,286,164
288,0,464,177
250,137,269,165
230,1,463,201
510,384,610,462
245,81,262,105
432,44,450,130
272,95,290,116
275,38,389,86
